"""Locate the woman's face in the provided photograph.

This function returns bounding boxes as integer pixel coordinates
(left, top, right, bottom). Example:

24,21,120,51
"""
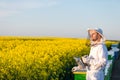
89,30,99,41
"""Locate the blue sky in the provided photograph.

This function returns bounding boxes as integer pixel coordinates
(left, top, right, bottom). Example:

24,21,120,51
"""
0,0,120,40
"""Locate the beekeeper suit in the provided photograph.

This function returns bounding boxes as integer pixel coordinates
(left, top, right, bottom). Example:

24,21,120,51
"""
82,28,108,80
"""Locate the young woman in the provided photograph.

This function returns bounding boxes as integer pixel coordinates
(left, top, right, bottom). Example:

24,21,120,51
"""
82,28,108,80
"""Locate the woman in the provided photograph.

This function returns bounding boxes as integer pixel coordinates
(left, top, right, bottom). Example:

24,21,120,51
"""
82,28,108,80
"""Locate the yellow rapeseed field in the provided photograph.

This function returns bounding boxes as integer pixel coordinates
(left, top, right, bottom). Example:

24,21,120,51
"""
0,36,116,80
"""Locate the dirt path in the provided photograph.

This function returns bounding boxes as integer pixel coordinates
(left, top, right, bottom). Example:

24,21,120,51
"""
111,51,120,80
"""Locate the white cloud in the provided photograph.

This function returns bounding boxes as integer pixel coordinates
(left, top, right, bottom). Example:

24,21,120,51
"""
0,10,21,17
47,1,57,7
0,1,57,17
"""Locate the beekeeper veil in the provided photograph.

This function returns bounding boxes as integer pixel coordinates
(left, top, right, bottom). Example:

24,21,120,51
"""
86,28,106,45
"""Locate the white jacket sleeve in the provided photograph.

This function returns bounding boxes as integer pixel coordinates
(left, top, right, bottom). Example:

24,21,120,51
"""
89,44,108,70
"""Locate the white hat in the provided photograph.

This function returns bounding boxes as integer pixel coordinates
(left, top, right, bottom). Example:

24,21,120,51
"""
88,28,106,41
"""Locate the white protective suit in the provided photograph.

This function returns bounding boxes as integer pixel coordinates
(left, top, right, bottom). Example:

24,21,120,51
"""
86,43,108,80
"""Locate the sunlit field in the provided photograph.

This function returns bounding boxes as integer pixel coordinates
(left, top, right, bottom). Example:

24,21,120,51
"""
0,36,117,80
